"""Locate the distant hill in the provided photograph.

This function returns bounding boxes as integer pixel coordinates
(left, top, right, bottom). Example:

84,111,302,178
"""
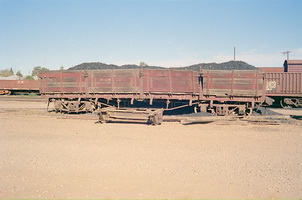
68,60,258,71
69,62,163,70
173,60,258,71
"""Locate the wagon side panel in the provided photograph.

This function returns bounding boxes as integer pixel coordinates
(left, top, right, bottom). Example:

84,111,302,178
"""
201,70,265,97
88,69,140,94
142,69,199,94
39,71,85,94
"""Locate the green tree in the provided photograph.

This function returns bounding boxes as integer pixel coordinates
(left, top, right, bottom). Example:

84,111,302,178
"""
16,70,23,78
59,65,65,70
0,68,14,77
31,66,49,76
24,75,34,80
139,62,148,67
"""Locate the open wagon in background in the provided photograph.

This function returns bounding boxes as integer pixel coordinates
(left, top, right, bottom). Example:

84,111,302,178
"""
265,72,302,108
257,61,302,108
0,80,40,95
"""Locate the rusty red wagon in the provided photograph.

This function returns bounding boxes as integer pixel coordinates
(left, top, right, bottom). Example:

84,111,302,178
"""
265,72,302,107
0,80,39,95
39,68,269,124
198,70,267,115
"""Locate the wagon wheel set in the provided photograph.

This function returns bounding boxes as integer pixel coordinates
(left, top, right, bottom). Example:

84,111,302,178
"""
0,90,11,95
49,97,259,126
280,98,302,108
51,99,97,113
49,98,165,125
193,103,256,116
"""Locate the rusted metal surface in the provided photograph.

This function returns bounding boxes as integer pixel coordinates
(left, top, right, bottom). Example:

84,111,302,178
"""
200,70,265,99
86,69,140,93
41,69,264,101
0,80,39,91
141,69,199,94
197,70,267,115
40,69,200,100
40,69,269,116
40,71,85,94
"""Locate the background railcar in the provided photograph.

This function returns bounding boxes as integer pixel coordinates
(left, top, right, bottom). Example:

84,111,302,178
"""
0,80,39,95
258,60,302,108
265,72,302,107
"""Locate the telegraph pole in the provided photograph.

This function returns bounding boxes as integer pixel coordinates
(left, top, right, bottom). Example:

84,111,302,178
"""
281,51,292,60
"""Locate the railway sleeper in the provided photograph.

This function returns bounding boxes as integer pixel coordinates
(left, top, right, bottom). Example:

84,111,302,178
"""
98,107,164,125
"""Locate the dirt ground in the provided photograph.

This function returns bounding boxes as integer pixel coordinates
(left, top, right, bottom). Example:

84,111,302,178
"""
0,97,302,199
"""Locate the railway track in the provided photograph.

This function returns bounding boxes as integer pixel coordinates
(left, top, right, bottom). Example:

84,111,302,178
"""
1,96,301,125
0,95,45,102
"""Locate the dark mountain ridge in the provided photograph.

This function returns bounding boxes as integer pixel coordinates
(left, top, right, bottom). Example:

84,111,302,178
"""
68,60,258,71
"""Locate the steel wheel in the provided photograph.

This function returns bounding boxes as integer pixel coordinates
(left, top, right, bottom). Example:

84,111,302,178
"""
246,108,253,116
280,99,292,108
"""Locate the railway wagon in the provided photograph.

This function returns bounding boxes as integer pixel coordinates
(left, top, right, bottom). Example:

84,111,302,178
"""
39,68,267,117
39,69,200,113
0,80,39,95
266,72,302,107
198,70,266,115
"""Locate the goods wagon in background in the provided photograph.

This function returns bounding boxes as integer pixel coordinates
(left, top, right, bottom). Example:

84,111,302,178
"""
0,80,39,95
265,72,302,107
39,69,268,124
259,60,302,108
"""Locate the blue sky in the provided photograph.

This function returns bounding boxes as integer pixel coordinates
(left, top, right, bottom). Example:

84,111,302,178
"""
0,0,301,75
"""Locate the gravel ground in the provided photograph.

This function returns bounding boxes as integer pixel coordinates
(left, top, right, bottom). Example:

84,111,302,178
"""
0,99,302,199
252,107,283,116
176,111,215,117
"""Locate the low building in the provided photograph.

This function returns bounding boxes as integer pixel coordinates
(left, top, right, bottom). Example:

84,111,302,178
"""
0,75,23,80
